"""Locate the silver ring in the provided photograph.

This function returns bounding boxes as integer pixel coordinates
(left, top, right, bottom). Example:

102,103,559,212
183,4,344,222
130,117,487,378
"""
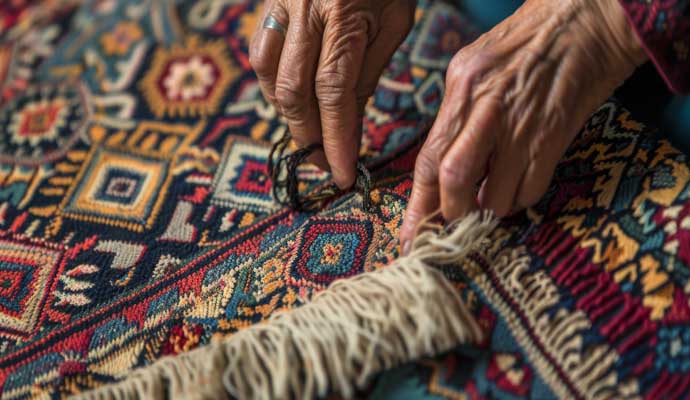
263,15,287,35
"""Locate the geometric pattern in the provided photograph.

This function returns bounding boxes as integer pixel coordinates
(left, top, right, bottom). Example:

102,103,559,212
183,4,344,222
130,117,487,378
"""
0,240,61,338
2,0,690,399
139,36,238,118
288,218,374,286
61,148,170,231
410,1,478,69
0,83,90,166
211,137,277,213
415,72,445,115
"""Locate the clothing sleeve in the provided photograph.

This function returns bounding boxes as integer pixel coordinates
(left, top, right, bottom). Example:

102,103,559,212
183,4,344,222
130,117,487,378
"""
617,0,690,94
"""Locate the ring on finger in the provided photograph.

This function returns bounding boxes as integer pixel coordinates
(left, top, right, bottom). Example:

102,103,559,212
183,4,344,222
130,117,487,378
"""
263,14,287,35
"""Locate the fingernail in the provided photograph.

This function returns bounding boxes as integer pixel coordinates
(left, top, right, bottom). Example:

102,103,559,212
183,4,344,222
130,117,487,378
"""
402,240,411,256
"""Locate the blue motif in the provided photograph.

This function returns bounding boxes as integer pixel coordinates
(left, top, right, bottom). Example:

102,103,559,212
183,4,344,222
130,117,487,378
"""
305,232,360,276
0,261,35,313
4,353,66,392
657,326,690,373
88,317,138,352
146,289,179,319
0,182,28,206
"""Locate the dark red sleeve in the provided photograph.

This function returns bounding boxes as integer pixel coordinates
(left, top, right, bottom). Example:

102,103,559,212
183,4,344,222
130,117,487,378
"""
617,0,690,94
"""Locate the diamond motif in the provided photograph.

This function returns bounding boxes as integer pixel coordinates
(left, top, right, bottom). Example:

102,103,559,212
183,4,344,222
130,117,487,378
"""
410,2,476,69
0,266,32,314
61,148,170,231
98,170,145,204
289,219,373,286
0,241,61,337
212,137,277,212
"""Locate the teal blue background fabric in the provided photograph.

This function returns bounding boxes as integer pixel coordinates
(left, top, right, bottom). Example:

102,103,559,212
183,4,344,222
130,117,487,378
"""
461,0,521,30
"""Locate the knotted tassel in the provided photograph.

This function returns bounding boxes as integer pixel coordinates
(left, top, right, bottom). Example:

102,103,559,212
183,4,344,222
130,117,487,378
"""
268,130,373,212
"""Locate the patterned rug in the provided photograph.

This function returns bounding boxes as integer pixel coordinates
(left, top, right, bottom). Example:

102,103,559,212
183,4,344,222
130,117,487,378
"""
0,0,689,399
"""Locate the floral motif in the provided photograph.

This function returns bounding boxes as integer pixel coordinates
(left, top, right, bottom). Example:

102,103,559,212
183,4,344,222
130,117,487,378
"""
9,98,67,146
139,36,237,117
0,83,89,165
162,56,216,101
320,243,343,265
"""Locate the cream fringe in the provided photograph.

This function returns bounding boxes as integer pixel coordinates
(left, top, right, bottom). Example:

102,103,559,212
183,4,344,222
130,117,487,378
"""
73,212,497,400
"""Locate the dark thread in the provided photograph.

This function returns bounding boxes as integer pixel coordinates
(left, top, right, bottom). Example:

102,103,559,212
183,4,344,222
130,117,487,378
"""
269,130,373,212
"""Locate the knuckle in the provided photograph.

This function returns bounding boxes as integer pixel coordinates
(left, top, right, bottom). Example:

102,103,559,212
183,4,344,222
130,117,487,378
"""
445,66,466,92
248,47,273,78
439,157,467,189
262,91,278,107
447,54,467,81
413,149,439,183
274,81,308,118
446,50,490,88
403,205,424,229
323,9,370,43
315,72,349,108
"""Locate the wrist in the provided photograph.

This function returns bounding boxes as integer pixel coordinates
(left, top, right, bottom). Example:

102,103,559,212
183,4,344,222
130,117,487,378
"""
589,0,648,73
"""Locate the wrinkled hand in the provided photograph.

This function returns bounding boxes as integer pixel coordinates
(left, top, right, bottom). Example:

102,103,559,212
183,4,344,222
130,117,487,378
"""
400,0,648,252
249,0,416,188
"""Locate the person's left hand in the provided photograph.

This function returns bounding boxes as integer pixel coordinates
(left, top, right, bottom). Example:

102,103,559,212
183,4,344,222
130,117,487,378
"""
400,0,648,253
249,0,416,189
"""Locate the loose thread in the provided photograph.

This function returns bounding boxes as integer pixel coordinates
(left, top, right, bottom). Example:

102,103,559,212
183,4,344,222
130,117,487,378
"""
269,130,373,212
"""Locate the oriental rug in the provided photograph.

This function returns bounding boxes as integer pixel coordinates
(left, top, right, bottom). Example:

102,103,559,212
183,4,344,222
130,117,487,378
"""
0,0,689,399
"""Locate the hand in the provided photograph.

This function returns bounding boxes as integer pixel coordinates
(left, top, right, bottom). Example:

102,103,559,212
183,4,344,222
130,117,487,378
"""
400,0,648,253
249,0,416,188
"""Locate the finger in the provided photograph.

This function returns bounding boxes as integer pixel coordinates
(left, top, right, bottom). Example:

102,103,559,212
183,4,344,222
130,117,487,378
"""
438,99,497,221
355,1,415,112
400,146,441,254
400,110,467,251
249,1,288,107
514,157,558,210
400,49,483,252
315,10,371,189
476,143,526,218
274,1,328,169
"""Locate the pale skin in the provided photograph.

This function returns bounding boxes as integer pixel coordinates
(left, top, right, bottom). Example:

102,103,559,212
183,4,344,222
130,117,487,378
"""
250,0,649,254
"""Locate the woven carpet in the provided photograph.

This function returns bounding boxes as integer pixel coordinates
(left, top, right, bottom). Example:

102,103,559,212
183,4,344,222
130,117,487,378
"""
1,0,689,399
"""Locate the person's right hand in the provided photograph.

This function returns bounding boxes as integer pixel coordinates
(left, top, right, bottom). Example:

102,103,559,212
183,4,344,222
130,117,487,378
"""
249,0,417,188
399,0,647,253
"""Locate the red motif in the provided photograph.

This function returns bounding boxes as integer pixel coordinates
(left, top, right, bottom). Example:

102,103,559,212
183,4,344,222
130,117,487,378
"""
486,353,533,396
0,270,25,299
234,160,271,194
17,103,62,137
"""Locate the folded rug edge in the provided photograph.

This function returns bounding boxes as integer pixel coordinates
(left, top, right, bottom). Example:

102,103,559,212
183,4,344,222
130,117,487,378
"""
71,212,505,400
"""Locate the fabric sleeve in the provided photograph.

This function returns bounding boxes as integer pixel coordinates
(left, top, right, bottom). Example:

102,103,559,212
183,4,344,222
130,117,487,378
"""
617,0,690,94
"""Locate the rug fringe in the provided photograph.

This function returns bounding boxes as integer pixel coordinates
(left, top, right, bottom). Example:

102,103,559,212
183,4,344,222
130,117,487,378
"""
73,212,497,400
